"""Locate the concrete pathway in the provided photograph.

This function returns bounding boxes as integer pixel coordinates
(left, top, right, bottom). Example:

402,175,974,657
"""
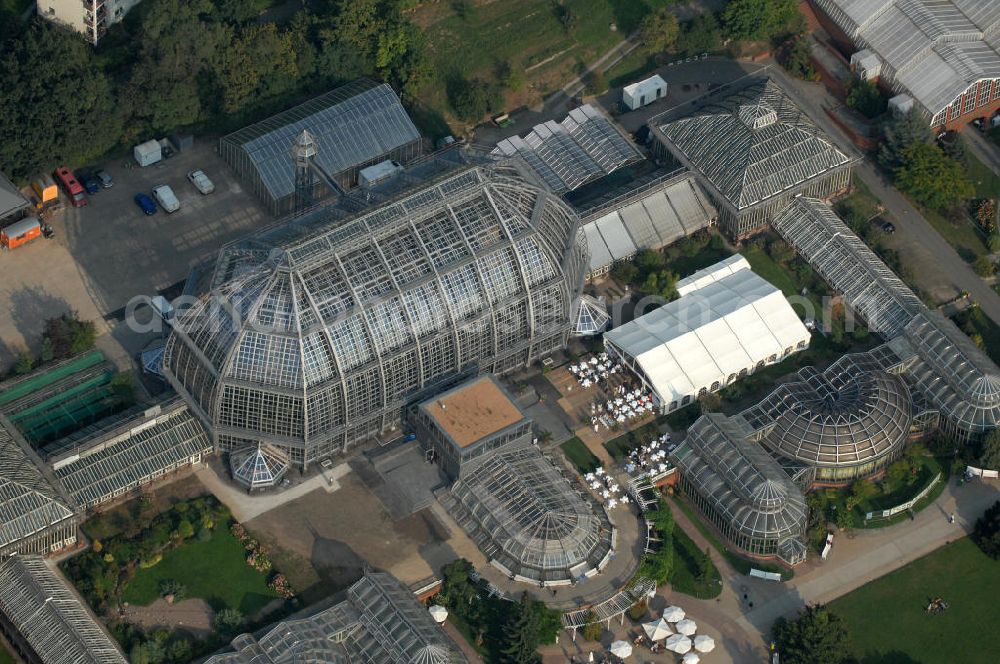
194,462,350,523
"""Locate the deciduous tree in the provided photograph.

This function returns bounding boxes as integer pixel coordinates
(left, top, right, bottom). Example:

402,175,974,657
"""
772,604,851,664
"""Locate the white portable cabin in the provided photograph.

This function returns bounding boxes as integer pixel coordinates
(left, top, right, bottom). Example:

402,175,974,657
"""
622,75,668,111
133,140,163,167
358,160,403,188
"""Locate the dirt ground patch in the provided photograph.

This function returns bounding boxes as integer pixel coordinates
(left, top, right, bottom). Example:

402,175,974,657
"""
123,597,214,638
245,473,456,604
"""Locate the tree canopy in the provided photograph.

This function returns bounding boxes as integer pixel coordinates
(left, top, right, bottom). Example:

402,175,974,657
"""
723,0,798,42
0,2,433,181
973,499,1000,559
893,143,975,210
878,109,932,171
978,429,1000,470
639,8,680,54
773,604,852,664
846,78,886,119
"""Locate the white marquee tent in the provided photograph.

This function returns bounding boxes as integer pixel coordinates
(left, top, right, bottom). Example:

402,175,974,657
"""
605,258,811,411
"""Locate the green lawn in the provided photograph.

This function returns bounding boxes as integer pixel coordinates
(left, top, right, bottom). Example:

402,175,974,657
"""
966,152,1000,201
122,527,278,615
828,538,1000,664
922,206,988,261
560,437,602,474
952,307,1000,365
669,524,721,599
0,643,14,664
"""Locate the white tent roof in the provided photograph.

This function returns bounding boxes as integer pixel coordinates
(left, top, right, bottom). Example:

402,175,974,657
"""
676,254,751,296
605,260,810,405
642,617,673,640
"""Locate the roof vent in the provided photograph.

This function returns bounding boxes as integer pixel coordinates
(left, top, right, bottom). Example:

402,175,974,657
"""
738,103,777,130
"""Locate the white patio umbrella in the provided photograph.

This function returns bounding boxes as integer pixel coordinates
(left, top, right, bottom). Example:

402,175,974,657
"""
663,605,685,622
642,617,673,641
427,605,448,624
675,618,698,636
665,634,692,654
609,640,633,659
694,634,716,653
682,652,701,664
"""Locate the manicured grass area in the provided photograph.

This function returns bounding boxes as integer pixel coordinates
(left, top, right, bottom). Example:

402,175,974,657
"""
966,152,1000,201
921,206,988,261
560,437,602,474
828,537,1000,664
669,524,721,599
670,496,794,580
0,643,14,664
953,306,1000,365
123,527,278,615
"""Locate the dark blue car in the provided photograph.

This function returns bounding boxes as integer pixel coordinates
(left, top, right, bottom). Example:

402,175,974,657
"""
78,172,101,195
134,193,157,215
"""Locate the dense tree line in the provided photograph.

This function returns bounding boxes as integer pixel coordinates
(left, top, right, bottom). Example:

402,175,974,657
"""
0,0,431,181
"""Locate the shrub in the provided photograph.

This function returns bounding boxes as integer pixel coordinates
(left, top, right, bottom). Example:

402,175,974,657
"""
176,519,195,540
197,527,213,542
974,256,997,277
42,311,96,359
159,579,186,602
214,607,244,634
139,553,163,569
581,613,602,641
628,599,648,621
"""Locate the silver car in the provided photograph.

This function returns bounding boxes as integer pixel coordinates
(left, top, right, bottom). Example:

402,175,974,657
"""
187,170,215,195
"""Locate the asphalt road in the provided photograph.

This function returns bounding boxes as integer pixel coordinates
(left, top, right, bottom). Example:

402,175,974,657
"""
766,63,1000,327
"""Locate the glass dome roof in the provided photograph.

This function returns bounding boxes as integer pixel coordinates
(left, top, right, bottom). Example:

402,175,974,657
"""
230,443,290,490
446,446,614,585
760,367,912,468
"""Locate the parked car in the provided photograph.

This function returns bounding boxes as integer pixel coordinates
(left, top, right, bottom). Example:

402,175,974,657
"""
134,193,157,215
78,172,101,195
152,185,180,213
96,170,114,188
187,170,215,195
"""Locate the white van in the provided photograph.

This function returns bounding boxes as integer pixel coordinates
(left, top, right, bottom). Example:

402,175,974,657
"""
152,185,180,213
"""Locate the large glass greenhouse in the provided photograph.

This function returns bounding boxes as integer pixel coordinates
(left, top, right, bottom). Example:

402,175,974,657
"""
163,163,587,468
671,414,808,565
442,445,615,586
650,77,854,238
219,78,424,215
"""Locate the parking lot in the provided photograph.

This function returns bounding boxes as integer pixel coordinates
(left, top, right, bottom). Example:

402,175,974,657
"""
0,139,269,368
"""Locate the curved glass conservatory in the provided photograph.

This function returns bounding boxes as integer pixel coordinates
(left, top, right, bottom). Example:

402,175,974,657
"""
755,366,912,482
164,164,587,467
671,414,808,565
443,446,615,586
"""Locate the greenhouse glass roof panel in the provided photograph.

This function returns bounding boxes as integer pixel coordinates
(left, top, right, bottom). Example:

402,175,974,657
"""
225,80,421,201
657,79,852,210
